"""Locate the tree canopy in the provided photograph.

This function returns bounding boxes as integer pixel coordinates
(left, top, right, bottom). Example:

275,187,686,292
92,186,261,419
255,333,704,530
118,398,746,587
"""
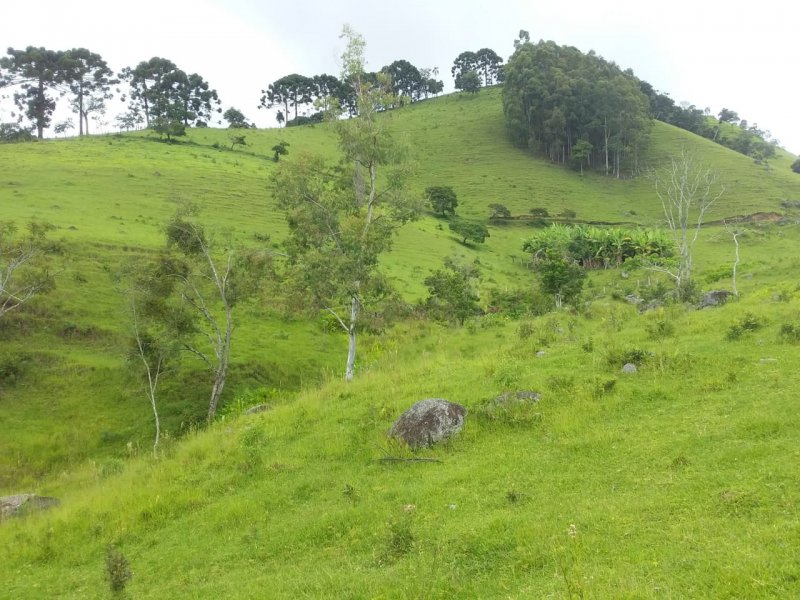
503,38,651,177
120,58,220,133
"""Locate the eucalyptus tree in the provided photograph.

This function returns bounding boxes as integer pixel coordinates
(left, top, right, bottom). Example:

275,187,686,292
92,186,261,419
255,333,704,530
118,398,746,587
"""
272,26,418,382
502,38,651,177
136,211,269,420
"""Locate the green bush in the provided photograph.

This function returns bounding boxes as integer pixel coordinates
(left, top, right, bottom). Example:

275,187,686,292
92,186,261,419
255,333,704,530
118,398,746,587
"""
104,545,132,594
726,312,764,340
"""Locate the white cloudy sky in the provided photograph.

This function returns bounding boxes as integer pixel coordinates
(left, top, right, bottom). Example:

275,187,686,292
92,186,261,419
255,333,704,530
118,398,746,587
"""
1,0,798,154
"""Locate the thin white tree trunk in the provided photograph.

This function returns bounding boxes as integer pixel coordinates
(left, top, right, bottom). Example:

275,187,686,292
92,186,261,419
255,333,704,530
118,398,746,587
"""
345,295,359,382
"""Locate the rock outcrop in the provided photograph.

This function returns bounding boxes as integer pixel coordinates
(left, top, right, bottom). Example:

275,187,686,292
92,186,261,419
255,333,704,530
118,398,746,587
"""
389,399,466,449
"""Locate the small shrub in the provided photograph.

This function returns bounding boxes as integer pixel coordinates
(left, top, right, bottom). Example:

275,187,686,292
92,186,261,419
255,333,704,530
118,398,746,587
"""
604,345,651,368
517,321,534,341
559,208,577,219
105,545,132,594
590,376,617,399
506,490,525,504
644,311,676,340
726,312,764,340
530,207,549,218
384,515,414,560
778,323,800,343
0,353,27,386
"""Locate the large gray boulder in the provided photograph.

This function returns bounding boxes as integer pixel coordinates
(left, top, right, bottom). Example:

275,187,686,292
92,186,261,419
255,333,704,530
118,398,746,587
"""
698,290,734,309
389,399,466,449
1,494,60,519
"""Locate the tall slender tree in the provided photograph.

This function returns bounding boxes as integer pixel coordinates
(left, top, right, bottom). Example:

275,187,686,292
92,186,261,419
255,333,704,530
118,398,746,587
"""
272,26,418,381
61,48,117,135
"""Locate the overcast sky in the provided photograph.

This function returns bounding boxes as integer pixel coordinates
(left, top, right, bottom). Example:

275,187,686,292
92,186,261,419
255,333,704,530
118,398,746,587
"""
1,0,798,154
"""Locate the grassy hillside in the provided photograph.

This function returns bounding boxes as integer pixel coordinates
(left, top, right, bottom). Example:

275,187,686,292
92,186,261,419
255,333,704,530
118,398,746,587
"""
2,87,800,596
3,289,800,598
2,88,799,487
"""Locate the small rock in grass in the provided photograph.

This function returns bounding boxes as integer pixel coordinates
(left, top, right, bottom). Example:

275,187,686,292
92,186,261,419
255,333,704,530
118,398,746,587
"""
0,494,60,519
621,363,638,374
493,390,541,405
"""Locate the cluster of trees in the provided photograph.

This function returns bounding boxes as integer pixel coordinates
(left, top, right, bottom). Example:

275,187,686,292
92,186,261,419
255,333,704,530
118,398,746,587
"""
0,46,223,141
502,33,651,177
425,186,490,244
451,48,504,93
0,46,117,138
637,82,778,165
119,57,220,140
260,61,444,127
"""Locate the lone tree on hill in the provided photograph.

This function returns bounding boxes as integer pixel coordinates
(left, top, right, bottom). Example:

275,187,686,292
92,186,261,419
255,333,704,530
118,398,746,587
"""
223,107,251,128
449,218,489,245
425,185,458,217
653,150,724,299
272,26,418,382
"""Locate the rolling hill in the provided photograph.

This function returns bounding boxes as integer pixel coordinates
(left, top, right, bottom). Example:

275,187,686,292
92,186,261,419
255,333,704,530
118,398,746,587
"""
2,87,800,598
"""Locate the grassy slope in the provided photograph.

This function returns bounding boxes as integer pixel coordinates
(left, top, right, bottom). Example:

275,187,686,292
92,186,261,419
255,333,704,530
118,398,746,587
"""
2,88,800,596
3,293,800,598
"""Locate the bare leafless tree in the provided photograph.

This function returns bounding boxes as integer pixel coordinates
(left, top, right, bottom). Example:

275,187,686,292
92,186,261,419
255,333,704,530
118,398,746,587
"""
654,150,724,298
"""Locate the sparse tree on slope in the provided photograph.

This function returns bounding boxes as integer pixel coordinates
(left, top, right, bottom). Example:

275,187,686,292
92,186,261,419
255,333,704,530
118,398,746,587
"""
272,26,418,382
0,221,55,319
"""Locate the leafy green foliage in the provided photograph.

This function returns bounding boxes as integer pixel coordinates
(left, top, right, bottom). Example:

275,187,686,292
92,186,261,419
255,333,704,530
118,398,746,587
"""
448,217,489,245
271,141,289,162
0,122,34,143
523,224,673,268
488,203,511,220
726,312,764,340
503,39,650,175
537,256,586,308
120,57,220,130
425,185,458,217
104,545,132,594
455,70,481,94
0,220,56,319
423,258,481,325
223,107,250,129
272,27,417,381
